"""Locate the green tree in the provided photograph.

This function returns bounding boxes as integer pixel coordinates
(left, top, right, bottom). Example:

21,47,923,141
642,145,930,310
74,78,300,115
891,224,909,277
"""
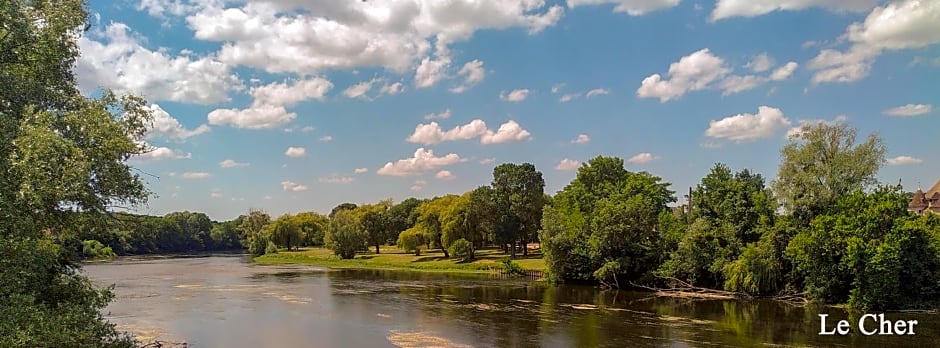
397,227,426,256
416,195,461,258
292,211,329,247
387,198,423,239
0,1,151,346
773,123,886,226
356,200,393,254
239,210,272,257
491,163,545,257
329,202,358,218
326,209,368,259
267,214,302,251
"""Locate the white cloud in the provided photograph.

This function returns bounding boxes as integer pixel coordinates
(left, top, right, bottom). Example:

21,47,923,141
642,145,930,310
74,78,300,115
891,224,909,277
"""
566,0,680,16
319,176,355,184
185,1,563,76
411,179,427,192
208,104,296,129
145,104,210,141
555,158,581,171
450,60,486,93
219,159,250,168
137,0,195,18
572,134,591,144
424,109,452,120
319,136,334,142
435,170,456,180
281,180,309,192
705,106,792,142
883,104,933,117
770,62,799,80
500,89,530,102
786,114,849,138
481,120,532,144
711,0,877,21
585,88,610,98
76,23,242,104
719,75,767,96
377,148,463,176
637,48,731,102
379,81,405,95
414,55,452,88
745,53,775,72
479,157,496,165
182,172,212,179
407,120,489,145
701,141,723,149
251,77,334,106
627,152,658,164
551,83,565,93
210,192,224,198
285,147,307,157
559,93,580,103
887,156,923,166
354,167,369,174
809,0,940,84
133,146,192,161
343,78,379,99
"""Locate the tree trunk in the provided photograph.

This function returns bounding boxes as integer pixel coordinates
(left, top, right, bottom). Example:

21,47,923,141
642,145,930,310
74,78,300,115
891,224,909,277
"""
521,240,528,256
375,244,380,254
510,242,516,258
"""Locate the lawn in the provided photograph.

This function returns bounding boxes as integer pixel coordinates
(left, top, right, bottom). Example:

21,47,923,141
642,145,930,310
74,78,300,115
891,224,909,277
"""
254,246,546,274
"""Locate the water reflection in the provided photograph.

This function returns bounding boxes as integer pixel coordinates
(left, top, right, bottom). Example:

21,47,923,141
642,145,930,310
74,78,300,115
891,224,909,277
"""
84,256,938,348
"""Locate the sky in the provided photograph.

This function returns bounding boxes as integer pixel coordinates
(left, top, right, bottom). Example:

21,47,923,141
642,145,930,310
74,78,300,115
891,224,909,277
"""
78,0,940,221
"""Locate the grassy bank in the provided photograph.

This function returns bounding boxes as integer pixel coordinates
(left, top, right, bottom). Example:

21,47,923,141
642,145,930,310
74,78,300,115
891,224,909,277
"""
254,247,546,275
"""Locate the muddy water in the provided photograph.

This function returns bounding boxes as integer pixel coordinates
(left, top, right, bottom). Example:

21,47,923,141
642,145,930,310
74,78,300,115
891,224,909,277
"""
83,255,939,347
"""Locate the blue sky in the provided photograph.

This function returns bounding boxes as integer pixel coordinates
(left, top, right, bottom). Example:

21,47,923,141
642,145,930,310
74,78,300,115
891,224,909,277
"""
79,0,939,221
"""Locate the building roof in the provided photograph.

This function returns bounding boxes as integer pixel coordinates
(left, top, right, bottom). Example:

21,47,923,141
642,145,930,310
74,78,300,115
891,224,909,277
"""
910,189,928,209
927,179,940,198
931,192,940,201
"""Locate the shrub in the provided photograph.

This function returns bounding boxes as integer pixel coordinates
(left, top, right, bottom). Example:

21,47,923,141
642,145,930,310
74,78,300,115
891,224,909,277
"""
397,227,425,256
448,239,473,261
264,241,278,255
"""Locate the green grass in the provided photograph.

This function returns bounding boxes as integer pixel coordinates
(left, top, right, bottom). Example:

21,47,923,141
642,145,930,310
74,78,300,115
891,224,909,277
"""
254,246,546,274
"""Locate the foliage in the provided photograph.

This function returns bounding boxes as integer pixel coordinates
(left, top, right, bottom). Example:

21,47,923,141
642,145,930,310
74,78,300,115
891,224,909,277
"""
355,200,393,254
264,241,278,255
293,212,329,246
500,257,525,276
491,163,545,256
267,214,302,251
325,209,368,259
387,198,423,237
416,195,461,257
448,239,473,261
81,240,115,259
329,203,358,218
396,227,425,256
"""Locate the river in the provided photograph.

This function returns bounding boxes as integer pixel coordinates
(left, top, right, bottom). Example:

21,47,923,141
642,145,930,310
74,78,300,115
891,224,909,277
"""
83,255,938,347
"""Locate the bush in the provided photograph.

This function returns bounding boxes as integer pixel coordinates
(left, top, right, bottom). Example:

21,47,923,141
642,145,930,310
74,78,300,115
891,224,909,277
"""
397,227,425,256
248,233,269,257
264,241,278,255
81,240,116,260
500,257,525,276
448,239,473,261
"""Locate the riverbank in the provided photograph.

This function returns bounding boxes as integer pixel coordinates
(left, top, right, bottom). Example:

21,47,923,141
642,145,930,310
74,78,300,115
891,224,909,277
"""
253,247,546,275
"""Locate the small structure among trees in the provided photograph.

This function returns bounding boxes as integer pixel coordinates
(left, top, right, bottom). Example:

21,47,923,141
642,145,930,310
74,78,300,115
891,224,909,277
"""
908,180,940,215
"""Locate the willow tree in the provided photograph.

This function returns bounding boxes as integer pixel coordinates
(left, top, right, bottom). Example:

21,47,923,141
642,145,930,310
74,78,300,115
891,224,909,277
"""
1,1,153,346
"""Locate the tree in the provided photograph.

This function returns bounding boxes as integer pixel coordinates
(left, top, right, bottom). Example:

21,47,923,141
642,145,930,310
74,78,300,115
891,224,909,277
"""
210,220,242,250
356,200,392,254
491,163,545,257
325,209,368,259
239,210,272,257
292,212,329,247
329,203,358,218
397,227,425,256
267,214,302,251
773,123,886,226
416,195,461,258
387,198,423,238
0,1,151,346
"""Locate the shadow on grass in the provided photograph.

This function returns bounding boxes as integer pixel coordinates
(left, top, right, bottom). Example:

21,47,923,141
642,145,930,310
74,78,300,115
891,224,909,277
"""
412,255,451,263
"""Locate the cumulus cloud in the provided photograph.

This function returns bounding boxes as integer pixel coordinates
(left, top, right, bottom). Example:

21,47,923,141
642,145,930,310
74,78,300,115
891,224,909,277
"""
251,77,334,106
450,60,486,93
585,88,610,98
76,23,242,104
555,158,581,171
808,0,940,84
786,114,849,138
182,172,212,179
208,104,296,129
354,167,369,174
319,176,355,184
559,93,580,103
572,134,591,144
285,147,307,157
343,78,379,99
435,170,456,180
887,156,923,166
500,89,530,102
407,120,531,145
711,0,877,21
411,180,427,192
627,152,658,164
380,81,405,95
551,83,565,94
639,49,798,101
479,157,496,165
133,146,192,161
184,0,564,76
883,103,933,117
281,181,308,192
377,148,463,176
145,104,210,141
424,109,452,120
566,0,680,16
705,106,792,142
219,159,249,168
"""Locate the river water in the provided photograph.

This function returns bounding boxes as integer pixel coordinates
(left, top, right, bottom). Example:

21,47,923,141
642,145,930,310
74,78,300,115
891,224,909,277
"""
83,255,938,347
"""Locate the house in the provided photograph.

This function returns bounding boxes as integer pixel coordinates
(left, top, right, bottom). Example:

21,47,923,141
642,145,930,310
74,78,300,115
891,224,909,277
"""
908,180,940,215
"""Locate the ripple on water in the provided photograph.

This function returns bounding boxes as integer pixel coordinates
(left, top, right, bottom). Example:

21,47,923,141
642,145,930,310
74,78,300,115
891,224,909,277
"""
387,331,473,348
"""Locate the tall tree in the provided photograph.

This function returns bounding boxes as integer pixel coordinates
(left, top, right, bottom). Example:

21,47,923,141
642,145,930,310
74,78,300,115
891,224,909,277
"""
326,209,368,259
492,163,545,257
329,202,358,218
387,198,423,238
773,123,886,226
267,214,301,251
416,195,461,258
292,211,329,247
239,210,272,256
356,199,393,254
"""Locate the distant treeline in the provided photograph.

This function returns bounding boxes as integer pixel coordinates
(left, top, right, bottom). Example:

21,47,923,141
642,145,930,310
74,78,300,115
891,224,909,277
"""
74,123,940,311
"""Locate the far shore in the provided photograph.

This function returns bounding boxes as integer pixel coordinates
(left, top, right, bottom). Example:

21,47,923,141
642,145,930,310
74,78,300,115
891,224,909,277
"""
252,247,547,276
